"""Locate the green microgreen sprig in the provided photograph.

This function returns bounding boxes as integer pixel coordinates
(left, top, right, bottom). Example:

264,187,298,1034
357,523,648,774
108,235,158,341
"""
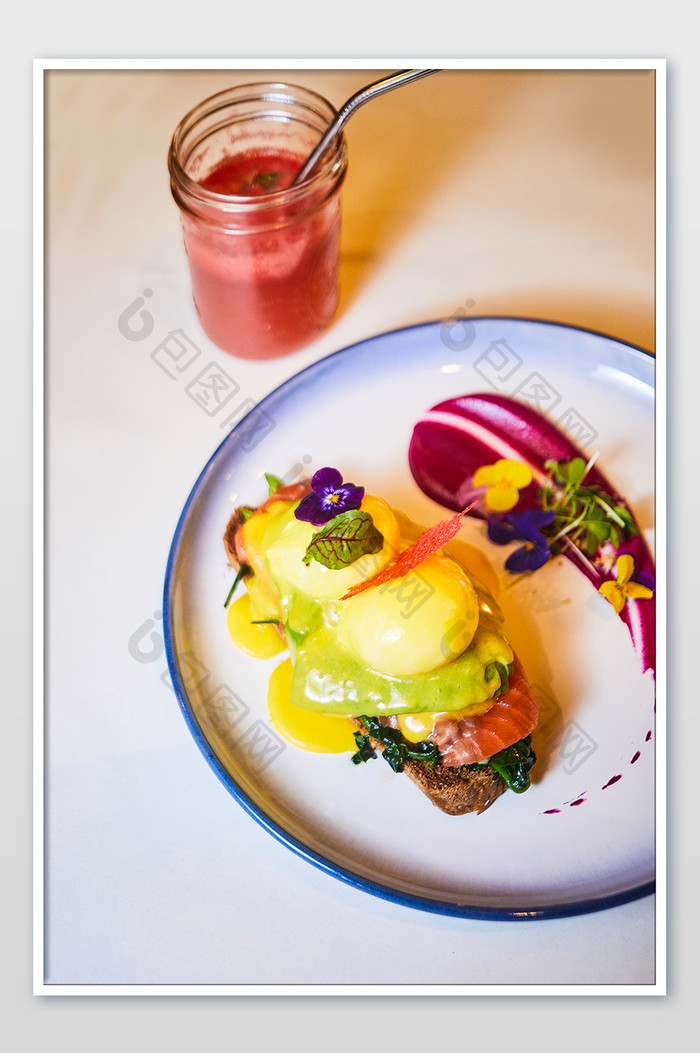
538,456,638,558
224,563,251,608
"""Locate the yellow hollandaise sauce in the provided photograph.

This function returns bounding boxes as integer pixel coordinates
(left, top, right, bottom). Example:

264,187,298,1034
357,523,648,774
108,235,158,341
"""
227,589,357,753
226,490,511,752
226,592,286,659
267,658,357,753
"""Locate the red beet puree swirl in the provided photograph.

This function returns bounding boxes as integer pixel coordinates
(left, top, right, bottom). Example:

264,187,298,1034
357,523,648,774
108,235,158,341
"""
408,393,655,677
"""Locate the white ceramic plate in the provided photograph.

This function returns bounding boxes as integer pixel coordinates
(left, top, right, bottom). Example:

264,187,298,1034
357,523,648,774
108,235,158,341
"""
164,318,656,919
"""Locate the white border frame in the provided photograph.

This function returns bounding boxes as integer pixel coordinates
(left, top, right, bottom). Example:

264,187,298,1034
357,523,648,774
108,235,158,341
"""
34,56,666,997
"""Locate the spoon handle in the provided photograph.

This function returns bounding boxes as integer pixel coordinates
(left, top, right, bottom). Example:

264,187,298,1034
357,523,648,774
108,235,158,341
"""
291,68,440,185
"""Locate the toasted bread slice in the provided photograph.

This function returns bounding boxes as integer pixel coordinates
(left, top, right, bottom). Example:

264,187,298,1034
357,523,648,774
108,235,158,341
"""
351,718,508,815
400,756,507,815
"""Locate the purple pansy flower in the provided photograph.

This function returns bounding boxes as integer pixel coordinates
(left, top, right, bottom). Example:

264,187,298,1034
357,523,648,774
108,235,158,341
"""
294,467,364,526
487,508,555,573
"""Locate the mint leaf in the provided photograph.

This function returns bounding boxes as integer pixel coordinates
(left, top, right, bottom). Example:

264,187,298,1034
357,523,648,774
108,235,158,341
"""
255,171,282,190
302,510,384,570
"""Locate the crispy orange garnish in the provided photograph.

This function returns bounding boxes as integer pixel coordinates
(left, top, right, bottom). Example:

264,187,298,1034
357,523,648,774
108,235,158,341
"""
341,507,470,600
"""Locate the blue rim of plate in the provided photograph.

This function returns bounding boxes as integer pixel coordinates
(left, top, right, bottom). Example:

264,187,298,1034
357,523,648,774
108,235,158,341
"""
163,317,656,921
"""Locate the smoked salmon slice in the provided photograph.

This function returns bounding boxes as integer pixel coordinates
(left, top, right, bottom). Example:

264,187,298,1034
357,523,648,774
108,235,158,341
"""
428,657,538,766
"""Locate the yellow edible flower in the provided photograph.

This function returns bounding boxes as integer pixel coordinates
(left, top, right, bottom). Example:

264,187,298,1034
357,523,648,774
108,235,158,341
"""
598,554,653,614
473,459,533,512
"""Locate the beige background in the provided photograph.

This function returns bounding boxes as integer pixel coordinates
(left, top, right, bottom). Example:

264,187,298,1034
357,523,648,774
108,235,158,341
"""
47,67,656,357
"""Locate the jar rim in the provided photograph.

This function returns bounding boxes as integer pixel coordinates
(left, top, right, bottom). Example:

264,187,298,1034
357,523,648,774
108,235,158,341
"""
168,81,347,214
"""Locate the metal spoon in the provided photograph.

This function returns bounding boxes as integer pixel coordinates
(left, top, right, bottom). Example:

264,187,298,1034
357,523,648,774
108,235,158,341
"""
291,68,440,185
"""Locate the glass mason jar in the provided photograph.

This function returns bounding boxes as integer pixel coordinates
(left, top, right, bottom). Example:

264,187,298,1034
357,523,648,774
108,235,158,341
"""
168,83,348,360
